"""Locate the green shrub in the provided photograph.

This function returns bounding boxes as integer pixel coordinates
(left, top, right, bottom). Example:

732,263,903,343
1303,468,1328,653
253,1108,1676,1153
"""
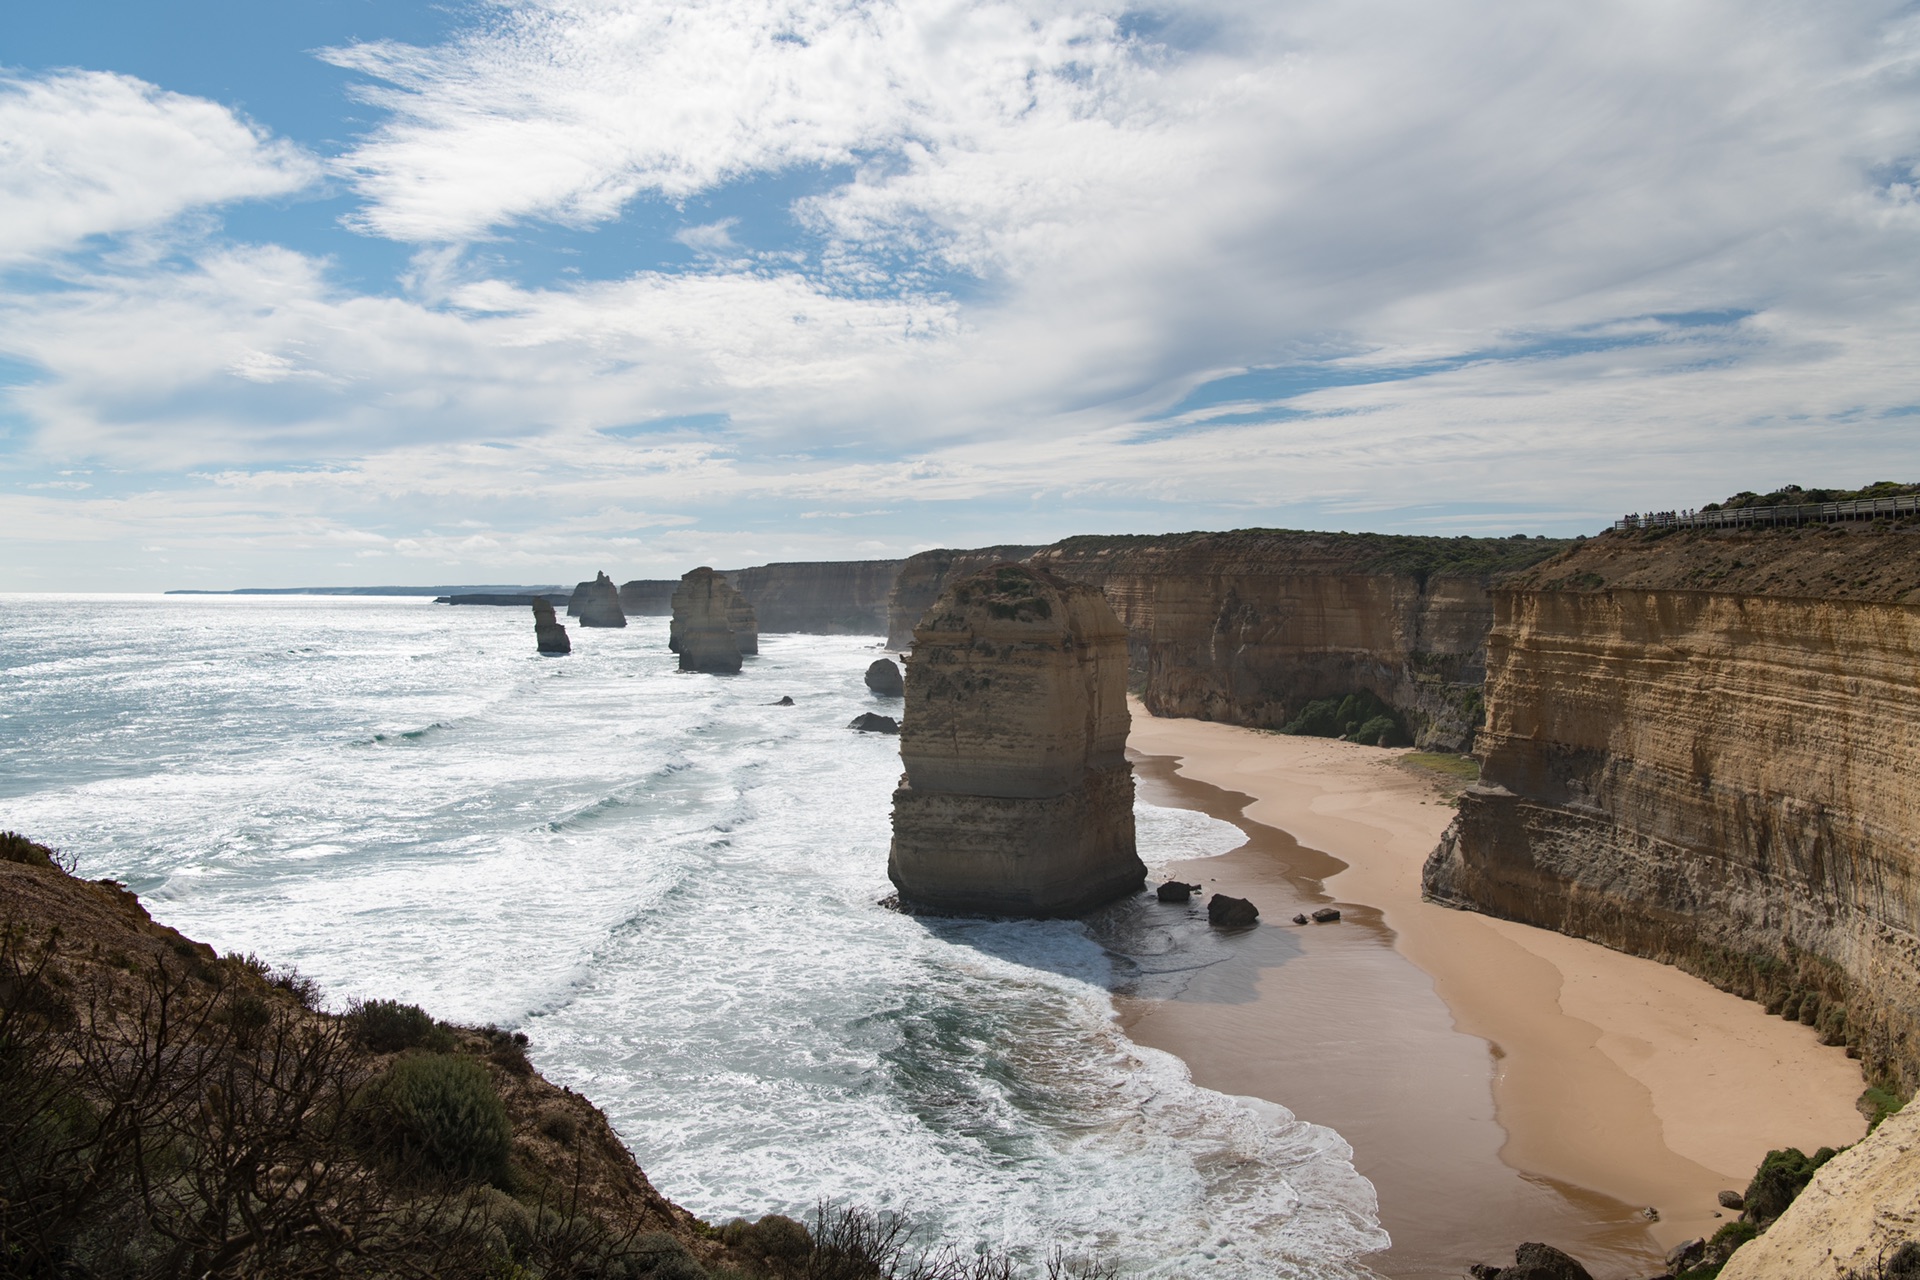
1283,691,1410,746
1861,1085,1906,1132
366,1053,513,1185
351,998,454,1053
0,832,66,871
720,1213,811,1263
1744,1146,1835,1222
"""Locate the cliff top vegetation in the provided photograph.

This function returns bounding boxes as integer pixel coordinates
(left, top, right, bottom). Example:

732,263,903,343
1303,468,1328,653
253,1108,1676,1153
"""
0,833,1117,1280
1705,480,1919,511
1508,520,1920,601
1040,529,1574,582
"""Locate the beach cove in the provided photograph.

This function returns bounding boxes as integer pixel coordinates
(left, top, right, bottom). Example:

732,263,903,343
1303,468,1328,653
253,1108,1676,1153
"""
1121,701,1868,1279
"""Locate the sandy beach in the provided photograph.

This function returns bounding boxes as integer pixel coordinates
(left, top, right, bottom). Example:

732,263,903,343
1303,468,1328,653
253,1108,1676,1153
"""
1121,701,1866,1279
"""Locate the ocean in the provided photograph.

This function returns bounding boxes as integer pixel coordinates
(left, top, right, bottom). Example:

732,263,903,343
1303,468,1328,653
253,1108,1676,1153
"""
0,594,1387,1277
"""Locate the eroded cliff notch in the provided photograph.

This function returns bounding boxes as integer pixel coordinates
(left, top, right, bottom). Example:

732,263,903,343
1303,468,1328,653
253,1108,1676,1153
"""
669,568,755,673
888,563,1145,917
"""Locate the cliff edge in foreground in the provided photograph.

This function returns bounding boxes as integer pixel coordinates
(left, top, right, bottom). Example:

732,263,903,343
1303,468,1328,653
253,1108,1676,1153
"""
889,564,1144,916
1424,522,1920,1089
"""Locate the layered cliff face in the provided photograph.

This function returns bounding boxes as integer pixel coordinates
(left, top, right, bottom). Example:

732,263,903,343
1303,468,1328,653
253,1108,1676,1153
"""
723,560,902,634
570,571,628,628
619,579,676,616
669,568,751,673
888,563,1144,917
885,547,1042,648
1030,531,1569,750
1424,524,1920,1088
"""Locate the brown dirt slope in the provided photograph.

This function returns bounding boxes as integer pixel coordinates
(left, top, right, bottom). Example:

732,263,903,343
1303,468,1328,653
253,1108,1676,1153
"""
1508,523,1920,602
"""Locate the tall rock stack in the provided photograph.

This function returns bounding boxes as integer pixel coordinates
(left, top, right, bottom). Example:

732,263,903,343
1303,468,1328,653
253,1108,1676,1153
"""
670,568,748,673
570,572,628,628
531,598,571,654
888,563,1144,917
725,585,759,655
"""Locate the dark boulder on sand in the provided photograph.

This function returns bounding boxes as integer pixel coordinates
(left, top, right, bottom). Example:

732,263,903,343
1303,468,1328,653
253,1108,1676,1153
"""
849,713,900,734
1207,894,1258,927
1156,881,1201,903
1470,1242,1594,1280
1311,906,1342,923
864,658,904,697
532,598,571,655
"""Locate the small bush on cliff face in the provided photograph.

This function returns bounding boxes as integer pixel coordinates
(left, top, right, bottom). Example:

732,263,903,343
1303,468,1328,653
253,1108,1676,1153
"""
352,996,456,1053
1283,691,1411,746
366,1053,514,1185
0,831,75,872
1743,1146,1838,1222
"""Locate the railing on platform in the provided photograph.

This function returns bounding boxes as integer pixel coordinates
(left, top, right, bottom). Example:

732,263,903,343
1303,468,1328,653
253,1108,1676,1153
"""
1613,493,1920,532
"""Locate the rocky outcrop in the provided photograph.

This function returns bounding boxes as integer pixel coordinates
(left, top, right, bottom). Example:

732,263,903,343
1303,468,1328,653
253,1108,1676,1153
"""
864,659,903,697
849,713,900,734
1719,1104,1920,1279
532,598,571,654
669,568,748,673
619,580,677,615
569,572,627,628
1207,895,1259,926
723,561,902,634
888,563,1145,917
1423,524,1920,1088
885,546,1043,649
1030,531,1570,751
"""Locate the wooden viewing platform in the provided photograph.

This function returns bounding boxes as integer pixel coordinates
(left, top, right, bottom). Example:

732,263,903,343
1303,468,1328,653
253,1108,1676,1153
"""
1614,493,1920,532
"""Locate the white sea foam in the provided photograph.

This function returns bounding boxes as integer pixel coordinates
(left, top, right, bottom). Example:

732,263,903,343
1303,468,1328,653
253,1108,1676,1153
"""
0,595,1386,1277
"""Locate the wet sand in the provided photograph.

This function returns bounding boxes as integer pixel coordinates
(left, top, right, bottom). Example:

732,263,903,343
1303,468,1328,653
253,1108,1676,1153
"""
1120,704,1867,1280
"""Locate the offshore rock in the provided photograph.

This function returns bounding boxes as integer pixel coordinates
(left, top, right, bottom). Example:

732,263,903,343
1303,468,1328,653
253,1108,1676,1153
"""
1208,895,1259,927
532,598,571,655
849,713,900,734
670,573,757,656
570,571,627,628
670,568,746,674
888,563,1144,917
864,658,904,697
1422,523,1920,1088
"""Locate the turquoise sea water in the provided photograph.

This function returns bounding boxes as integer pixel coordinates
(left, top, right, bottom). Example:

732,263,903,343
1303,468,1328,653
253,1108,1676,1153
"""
0,594,1387,1277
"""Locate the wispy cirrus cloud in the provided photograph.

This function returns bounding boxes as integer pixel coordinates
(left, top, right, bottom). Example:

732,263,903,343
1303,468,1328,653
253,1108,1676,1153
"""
0,70,320,267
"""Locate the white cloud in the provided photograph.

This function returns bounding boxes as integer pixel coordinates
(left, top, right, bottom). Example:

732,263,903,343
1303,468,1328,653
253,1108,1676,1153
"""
0,71,320,266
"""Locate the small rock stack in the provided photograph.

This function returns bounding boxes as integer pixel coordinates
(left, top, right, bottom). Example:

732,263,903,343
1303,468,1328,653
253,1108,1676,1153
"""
888,563,1145,917
531,598,570,654
568,571,627,628
865,658,904,697
670,568,756,673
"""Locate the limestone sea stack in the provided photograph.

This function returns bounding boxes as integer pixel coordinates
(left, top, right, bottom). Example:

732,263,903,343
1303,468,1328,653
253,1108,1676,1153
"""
670,567,747,673
570,571,627,627
864,657,904,697
888,563,1145,917
531,598,571,655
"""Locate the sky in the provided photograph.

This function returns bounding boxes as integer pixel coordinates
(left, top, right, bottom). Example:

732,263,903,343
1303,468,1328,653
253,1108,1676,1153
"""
1,0,1917,589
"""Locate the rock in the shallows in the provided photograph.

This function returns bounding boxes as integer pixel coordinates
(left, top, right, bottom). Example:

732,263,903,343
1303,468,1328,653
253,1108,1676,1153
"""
670,568,751,673
1311,906,1342,923
888,562,1145,918
1292,913,1310,925
1490,1242,1593,1280
1717,1189,1745,1211
1156,881,1201,903
1207,894,1259,927
532,598,571,655
849,713,900,734
771,696,795,706
570,571,627,628
865,657,904,697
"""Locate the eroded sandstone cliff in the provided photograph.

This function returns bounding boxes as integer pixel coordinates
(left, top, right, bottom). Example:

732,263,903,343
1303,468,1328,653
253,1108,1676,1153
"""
723,560,901,634
885,546,1042,648
570,571,628,628
1030,531,1570,750
532,597,571,654
619,579,677,615
1424,523,1920,1088
888,563,1144,916
670,568,750,673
